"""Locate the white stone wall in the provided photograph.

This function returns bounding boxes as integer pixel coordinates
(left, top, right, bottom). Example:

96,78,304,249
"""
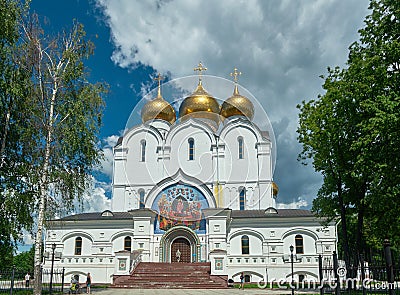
112,117,273,212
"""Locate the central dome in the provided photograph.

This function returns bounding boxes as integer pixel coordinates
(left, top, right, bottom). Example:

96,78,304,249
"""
178,81,220,123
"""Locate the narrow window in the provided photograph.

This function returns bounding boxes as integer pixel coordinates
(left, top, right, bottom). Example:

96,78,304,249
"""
238,137,244,159
139,190,145,209
241,235,249,254
124,236,132,252
188,138,194,160
295,235,304,254
239,188,245,210
140,140,146,162
75,237,82,255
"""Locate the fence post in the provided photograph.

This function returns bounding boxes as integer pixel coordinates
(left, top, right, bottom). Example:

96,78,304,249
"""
319,255,324,295
61,267,65,293
360,254,366,295
333,251,340,295
10,267,15,295
383,239,395,295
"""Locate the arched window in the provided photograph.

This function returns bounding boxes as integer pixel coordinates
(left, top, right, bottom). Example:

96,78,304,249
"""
238,137,244,159
241,235,249,254
139,190,145,209
239,188,246,210
295,235,304,254
140,140,146,162
188,138,194,160
74,237,82,255
124,236,132,252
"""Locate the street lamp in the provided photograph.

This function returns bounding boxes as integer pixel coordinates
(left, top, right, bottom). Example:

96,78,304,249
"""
290,245,294,295
49,243,56,295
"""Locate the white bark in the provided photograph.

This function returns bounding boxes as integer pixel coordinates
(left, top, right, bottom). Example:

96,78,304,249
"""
32,36,60,294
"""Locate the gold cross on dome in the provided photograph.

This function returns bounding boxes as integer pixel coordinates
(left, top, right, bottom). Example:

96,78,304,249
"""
154,73,163,87
194,62,207,81
154,73,163,98
230,67,242,83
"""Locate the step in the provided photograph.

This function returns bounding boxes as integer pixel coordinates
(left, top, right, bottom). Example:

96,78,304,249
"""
112,262,227,289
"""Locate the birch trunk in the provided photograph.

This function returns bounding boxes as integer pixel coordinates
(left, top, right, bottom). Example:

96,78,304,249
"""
33,85,57,295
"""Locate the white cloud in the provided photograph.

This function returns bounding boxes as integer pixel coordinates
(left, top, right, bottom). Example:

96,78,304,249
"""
277,198,308,209
98,134,120,178
76,176,112,213
21,230,35,245
95,0,370,206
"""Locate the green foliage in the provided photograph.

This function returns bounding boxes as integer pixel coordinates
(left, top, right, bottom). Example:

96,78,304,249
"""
13,246,35,273
0,0,35,266
0,1,108,290
297,0,400,259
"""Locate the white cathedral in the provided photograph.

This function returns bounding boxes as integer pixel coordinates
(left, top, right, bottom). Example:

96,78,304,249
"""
44,64,336,286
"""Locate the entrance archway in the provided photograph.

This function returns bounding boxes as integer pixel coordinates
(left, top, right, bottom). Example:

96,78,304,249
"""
171,237,191,262
159,226,200,262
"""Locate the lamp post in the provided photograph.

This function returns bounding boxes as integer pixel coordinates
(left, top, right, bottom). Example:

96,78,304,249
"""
290,245,294,295
49,243,56,295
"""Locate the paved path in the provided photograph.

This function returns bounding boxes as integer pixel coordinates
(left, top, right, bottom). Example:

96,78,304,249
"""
92,288,316,295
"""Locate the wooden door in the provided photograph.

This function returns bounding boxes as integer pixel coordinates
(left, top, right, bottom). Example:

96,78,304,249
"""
171,238,191,262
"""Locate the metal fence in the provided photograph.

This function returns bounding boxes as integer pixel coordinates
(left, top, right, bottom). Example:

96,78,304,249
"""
0,267,65,294
319,240,400,295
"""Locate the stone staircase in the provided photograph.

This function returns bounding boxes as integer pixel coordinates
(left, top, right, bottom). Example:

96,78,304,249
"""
113,262,227,289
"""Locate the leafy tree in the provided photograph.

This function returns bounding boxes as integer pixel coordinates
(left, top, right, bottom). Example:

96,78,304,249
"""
0,0,34,267
17,15,107,294
348,0,400,249
297,0,400,262
13,246,35,273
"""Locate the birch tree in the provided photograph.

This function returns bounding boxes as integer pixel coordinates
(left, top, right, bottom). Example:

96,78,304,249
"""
19,16,107,295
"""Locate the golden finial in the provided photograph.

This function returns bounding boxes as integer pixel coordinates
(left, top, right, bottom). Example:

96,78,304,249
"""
154,73,163,98
194,62,207,84
230,67,242,95
230,67,241,83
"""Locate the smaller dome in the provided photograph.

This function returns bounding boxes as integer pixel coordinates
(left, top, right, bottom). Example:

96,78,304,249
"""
141,75,176,124
272,182,279,196
220,68,254,120
220,85,254,120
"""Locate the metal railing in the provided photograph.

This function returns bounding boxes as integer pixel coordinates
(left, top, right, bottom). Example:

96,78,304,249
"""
130,253,142,274
0,267,65,294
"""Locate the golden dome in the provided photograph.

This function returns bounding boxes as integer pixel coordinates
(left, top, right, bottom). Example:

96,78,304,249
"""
178,81,220,122
272,182,279,196
141,75,176,124
220,68,254,120
220,84,254,120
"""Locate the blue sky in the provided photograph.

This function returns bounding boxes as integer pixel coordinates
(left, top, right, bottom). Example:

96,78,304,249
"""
27,0,371,215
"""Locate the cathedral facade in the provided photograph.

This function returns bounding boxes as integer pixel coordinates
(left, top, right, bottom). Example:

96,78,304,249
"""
44,65,336,284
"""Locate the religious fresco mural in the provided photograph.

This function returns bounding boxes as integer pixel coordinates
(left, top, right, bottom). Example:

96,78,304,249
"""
152,184,209,234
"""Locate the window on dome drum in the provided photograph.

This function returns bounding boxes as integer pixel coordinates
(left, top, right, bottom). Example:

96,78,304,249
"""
139,190,145,209
188,138,194,160
239,188,246,210
140,140,146,162
124,236,132,252
238,137,244,159
75,237,82,255
241,235,249,254
295,235,304,254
